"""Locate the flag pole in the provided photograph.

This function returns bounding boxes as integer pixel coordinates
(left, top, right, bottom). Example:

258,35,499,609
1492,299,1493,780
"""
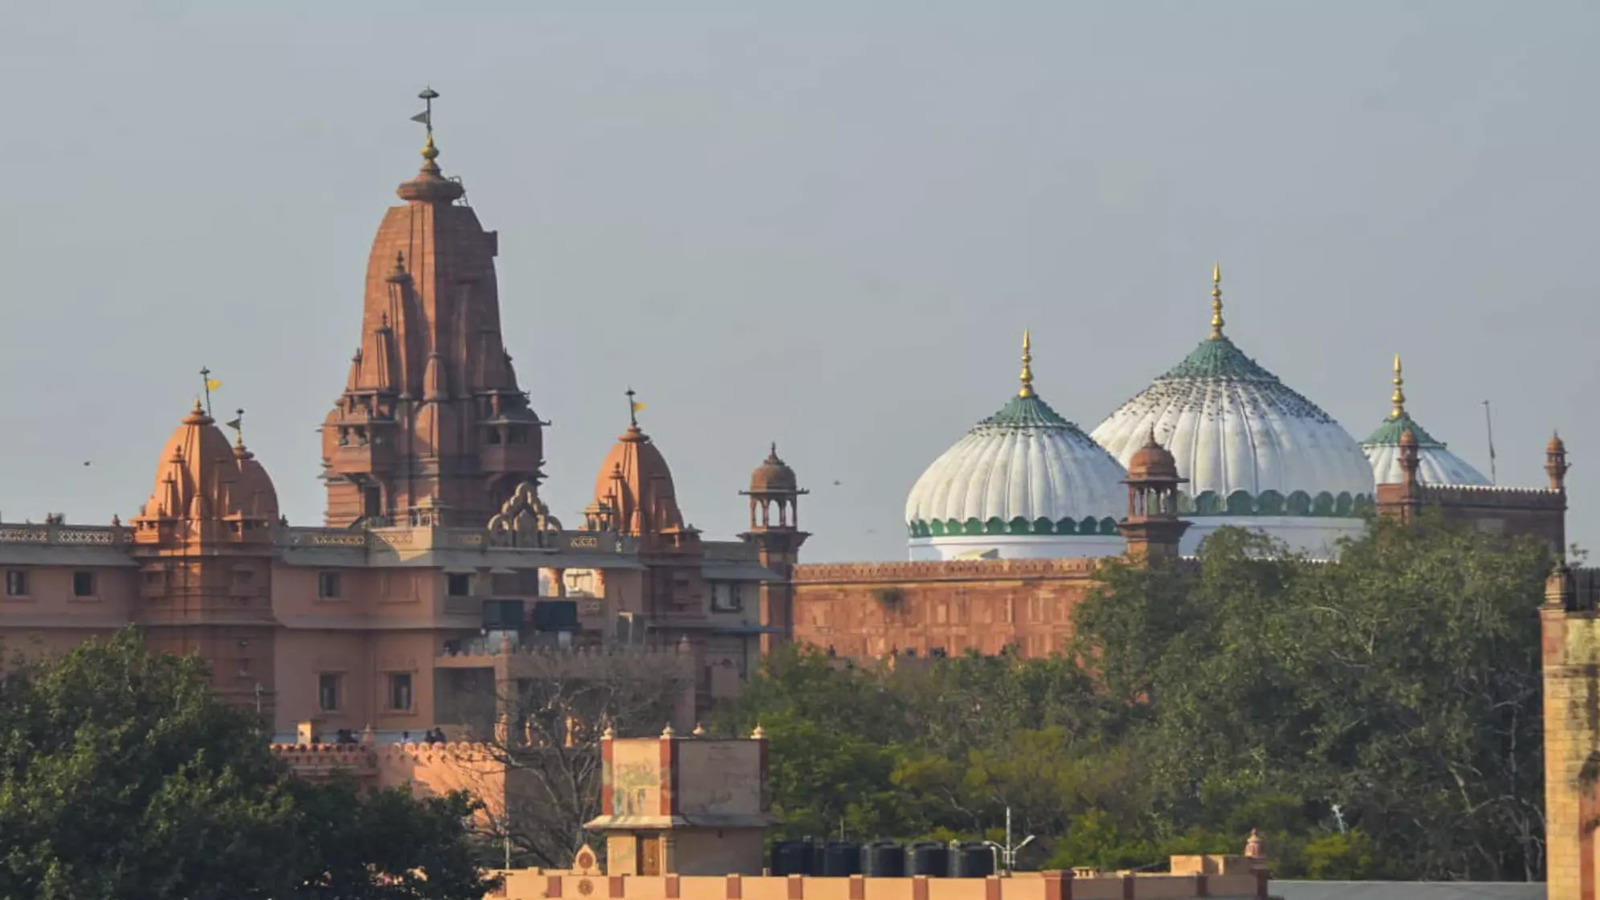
1482,399,1498,485
200,366,214,417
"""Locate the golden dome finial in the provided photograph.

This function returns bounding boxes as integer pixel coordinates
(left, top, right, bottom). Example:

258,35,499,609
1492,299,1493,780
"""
1209,261,1224,340
421,131,439,163
1018,329,1034,398
1390,353,1406,420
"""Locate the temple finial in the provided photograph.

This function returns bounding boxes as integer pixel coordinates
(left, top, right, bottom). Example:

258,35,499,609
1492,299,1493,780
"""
1018,329,1034,398
1390,353,1406,420
1209,262,1224,340
416,87,441,168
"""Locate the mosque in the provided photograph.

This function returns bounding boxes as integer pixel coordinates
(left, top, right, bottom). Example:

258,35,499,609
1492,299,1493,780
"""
790,267,1567,660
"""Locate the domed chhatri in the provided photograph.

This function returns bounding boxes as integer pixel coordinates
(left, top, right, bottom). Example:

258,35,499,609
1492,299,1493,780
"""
1362,355,1489,486
1089,265,1375,556
749,443,798,493
905,332,1128,561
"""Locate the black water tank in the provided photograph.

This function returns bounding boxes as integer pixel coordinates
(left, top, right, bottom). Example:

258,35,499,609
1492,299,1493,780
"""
950,843,994,878
772,840,812,875
860,841,905,877
908,842,949,877
822,842,861,876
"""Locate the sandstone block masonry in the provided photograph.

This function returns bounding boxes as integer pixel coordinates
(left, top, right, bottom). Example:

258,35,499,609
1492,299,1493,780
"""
790,559,1101,660
1542,565,1600,900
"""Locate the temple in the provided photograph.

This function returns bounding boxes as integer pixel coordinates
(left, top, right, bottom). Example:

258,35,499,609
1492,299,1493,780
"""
0,98,800,739
321,118,542,528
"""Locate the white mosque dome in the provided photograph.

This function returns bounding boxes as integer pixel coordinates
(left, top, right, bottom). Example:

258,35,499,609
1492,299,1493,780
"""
1361,356,1490,486
905,335,1127,560
1089,269,1375,542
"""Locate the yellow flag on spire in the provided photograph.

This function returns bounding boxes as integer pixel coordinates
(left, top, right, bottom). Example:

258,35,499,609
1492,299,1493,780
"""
205,379,222,392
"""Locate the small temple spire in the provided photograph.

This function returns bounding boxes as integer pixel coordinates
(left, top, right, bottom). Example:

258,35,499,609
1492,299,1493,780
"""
1209,262,1225,340
1390,353,1406,420
1018,329,1034,398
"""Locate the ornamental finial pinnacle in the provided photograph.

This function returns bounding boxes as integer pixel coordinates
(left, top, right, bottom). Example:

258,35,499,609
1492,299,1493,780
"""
1209,262,1224,340
1018,329,1034,398
1390,353,1406,420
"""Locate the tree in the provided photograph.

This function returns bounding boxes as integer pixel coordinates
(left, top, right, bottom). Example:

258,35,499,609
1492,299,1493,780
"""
459,648,695,868
290,775,492,899
1073,516,1550,879
719,515,1551,881
0,628,495,899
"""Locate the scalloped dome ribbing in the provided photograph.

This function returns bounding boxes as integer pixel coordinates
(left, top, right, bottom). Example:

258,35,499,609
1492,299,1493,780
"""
906,393,1127,530
1090,336,1375,502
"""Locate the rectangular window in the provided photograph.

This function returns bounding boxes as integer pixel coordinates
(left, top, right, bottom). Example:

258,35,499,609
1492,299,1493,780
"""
318,571,341,599
446,573,471,597
4,570,27,597
388,673,413,711
318,673,341,712
72,571,96,597
710,582,741,612
361,486,382,519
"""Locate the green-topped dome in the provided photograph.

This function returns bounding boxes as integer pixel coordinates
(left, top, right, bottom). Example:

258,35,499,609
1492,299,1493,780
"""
1364,411,1443,448
905,333,1128,559
981,393,1070,427
1090,267,1376,554
1361,356,1488,486
1160,335,1278,381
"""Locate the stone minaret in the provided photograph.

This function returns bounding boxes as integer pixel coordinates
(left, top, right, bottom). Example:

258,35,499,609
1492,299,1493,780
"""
740,444,809,652
1117,431,1189,560
322,91,544,527
1548,431,1571,491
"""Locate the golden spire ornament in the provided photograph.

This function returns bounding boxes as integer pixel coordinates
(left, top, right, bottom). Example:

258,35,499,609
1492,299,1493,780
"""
1390,353,1406,420
1018,329,1034,398
1209,262,1225,340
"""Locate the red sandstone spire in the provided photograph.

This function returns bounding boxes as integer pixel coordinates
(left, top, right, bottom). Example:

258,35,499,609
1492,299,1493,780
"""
584,422,694,549
136,400,278,544
321,92,544,527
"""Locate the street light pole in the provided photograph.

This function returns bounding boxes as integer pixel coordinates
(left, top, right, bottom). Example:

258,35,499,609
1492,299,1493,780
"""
983,807,1037,875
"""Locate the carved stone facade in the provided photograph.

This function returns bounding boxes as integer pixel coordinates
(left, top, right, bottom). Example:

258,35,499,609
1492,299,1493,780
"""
0,118,793,737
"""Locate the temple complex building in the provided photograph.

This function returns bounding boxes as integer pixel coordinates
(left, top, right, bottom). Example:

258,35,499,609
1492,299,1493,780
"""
0,104,797,740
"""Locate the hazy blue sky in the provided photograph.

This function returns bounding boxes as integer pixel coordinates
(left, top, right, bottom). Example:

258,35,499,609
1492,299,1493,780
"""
3,1,1597,562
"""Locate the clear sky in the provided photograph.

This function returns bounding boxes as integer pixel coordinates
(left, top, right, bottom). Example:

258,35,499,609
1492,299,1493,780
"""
2,1,1597,563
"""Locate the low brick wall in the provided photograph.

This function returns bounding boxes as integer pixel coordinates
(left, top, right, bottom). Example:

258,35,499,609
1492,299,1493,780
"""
487,870,1267,900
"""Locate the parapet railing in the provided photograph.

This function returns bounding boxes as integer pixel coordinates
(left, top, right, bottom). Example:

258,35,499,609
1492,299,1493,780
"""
0,523,126,545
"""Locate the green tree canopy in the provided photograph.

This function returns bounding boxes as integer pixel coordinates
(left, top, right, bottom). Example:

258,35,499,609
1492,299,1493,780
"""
719,514,1550,880
0,629,496,899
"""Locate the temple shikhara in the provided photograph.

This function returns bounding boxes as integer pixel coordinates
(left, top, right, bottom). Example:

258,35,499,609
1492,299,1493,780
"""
0,102,805,739
0,92,1592,898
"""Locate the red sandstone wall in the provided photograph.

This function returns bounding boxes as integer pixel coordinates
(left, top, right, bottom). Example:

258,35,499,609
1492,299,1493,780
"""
791,560,1100,660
